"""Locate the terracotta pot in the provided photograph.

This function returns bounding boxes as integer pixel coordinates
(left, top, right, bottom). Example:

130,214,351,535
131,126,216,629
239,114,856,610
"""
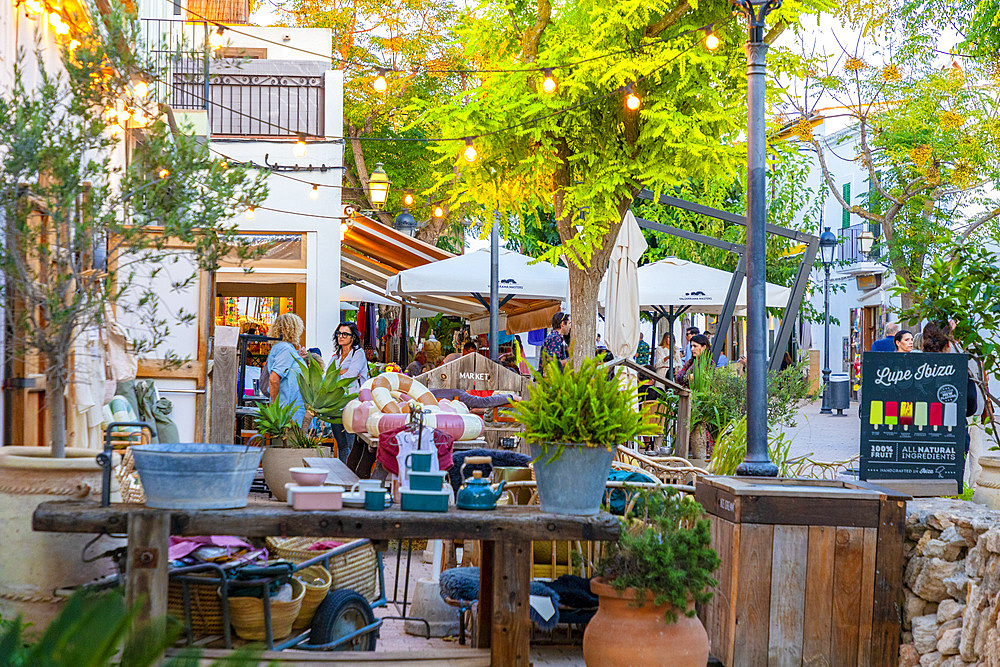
583,578,708,667
262,446,331,502
0,447,123,634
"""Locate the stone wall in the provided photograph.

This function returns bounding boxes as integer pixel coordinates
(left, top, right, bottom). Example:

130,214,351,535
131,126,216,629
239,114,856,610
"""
901,498,1000,667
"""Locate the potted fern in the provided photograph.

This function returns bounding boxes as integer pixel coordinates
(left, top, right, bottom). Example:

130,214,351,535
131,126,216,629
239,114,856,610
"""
504,355,657,515
258,357,357,501
583,488,720,666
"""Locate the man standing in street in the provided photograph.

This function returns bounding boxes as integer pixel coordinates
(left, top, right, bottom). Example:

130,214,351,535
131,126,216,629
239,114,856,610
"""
682,326,700,363
541,311,571,370
871,322,899,352
634,333,650,365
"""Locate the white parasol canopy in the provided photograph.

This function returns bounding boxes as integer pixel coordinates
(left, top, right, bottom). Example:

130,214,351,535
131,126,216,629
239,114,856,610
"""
604,212,648,359
340,282,396,307
386,248,569,301
341,281,435,318
599,256,791,313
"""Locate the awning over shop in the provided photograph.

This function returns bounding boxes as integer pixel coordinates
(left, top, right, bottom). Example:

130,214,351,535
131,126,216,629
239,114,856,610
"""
340,214,560,331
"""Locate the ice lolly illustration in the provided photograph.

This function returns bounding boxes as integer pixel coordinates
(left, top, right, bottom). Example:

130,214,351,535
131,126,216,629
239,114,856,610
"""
900,402,914,429
930,402,944,431
870,401,884,430
914,402,929,431
944,402,958,432
884,401,898,428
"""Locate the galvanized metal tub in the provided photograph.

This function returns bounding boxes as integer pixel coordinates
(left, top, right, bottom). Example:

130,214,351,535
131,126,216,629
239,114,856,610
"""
131,443,263,510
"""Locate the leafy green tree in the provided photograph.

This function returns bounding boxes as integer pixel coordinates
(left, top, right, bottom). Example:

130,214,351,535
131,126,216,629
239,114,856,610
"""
787,41,1000,314
421,0,825,367
897,241,1000,444
0,5,267,457
274,0,465,246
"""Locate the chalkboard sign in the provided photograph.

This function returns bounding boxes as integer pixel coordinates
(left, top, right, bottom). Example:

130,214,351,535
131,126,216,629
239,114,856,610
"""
859,351,967,487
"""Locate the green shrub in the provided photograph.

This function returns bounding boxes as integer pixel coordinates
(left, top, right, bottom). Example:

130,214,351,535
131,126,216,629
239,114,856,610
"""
595,488,720,623
708,417,795,476
504,355,658,461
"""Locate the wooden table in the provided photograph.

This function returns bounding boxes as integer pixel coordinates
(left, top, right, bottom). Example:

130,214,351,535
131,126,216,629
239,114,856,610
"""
33,501,618,666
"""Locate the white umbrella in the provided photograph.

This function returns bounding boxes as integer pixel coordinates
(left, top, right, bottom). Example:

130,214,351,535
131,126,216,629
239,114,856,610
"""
599,256,791,312
386,248,568,301
605,212,648,360
341,282,435,318
341,282,396,306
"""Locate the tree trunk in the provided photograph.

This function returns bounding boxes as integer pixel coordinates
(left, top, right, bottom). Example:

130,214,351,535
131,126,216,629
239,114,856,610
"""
567,265,603,370
46,367,67,458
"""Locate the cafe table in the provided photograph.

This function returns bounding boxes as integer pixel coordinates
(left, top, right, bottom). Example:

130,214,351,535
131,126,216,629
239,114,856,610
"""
33,500,619,666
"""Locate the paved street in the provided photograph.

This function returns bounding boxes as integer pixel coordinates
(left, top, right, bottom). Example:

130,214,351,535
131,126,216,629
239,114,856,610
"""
780,397,862,466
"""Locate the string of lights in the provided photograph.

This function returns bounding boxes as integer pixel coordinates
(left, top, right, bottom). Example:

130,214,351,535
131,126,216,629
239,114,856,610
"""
168,0,727,83
144,14,728,161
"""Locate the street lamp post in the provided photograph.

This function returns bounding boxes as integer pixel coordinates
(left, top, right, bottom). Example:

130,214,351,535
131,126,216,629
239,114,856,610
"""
819,227,838,415
733,0,781,477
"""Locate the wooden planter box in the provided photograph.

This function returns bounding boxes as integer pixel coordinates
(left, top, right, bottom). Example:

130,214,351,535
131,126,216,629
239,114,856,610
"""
695,476,908,667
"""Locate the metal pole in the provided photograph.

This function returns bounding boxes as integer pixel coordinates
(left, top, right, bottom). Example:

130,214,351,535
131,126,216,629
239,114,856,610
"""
489,210,500,361
820,264,833,414
734,0,779,477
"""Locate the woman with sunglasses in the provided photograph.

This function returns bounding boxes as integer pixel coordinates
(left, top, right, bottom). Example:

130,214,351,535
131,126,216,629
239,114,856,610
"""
331,321,368,464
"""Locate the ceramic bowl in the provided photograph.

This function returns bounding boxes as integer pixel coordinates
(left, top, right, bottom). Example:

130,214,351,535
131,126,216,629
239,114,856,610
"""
289,467,328,486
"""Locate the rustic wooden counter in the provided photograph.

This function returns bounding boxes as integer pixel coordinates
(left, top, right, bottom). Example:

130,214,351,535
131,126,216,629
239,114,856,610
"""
33,501,619,666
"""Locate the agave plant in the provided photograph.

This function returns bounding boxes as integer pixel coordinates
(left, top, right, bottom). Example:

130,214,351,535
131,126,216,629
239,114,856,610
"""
295,356,358,428
254,400,296,441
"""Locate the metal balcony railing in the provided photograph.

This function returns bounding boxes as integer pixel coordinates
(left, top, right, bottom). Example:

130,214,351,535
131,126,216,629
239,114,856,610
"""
140,19,325,137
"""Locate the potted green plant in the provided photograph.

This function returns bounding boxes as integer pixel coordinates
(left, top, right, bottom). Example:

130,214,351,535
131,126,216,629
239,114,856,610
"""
254,400,296,448
259,357,357,501
504,355,657,515
583,488,720,666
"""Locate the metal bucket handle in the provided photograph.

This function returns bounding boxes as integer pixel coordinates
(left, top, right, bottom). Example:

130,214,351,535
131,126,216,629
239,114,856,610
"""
98,421,157,507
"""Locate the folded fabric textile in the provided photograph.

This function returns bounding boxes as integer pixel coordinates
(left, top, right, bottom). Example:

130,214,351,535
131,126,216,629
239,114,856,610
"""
307,540,344,551
439,567,560,631
168,535,253,561
546,575,598,610
376,425,454,476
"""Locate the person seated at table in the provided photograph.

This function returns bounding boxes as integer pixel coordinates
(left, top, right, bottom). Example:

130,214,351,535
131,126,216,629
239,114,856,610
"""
405,351,427,376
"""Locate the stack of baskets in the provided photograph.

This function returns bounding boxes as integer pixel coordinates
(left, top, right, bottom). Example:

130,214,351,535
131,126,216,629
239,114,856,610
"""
229,577,305,640
265,537,378,602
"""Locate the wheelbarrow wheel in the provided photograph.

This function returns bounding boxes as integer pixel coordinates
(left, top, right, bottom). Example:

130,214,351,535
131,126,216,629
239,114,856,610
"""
309,589,378,651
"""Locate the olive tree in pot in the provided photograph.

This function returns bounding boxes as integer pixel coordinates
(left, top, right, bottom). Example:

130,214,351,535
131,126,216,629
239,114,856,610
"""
504,355,656,515
0,6,266,630
583,488,720,667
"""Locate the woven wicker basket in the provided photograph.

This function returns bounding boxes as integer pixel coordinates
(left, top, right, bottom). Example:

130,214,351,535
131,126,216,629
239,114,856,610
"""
228,577,304,641
292,565,332,630
265,537,378,602
167,574,224,635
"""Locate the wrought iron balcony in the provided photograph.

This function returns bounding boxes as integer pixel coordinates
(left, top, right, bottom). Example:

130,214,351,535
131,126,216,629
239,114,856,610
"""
141,18,326,137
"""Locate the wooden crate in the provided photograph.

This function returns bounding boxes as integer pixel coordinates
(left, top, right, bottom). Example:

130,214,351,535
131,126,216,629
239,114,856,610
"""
695,476,908,667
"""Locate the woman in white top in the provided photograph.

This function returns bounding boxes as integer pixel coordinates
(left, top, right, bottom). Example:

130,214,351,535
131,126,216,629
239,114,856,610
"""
654,332,682,377
331,321,369,464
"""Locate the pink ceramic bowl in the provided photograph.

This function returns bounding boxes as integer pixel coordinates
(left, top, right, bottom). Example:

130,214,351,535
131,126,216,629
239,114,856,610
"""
289,467,328,486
